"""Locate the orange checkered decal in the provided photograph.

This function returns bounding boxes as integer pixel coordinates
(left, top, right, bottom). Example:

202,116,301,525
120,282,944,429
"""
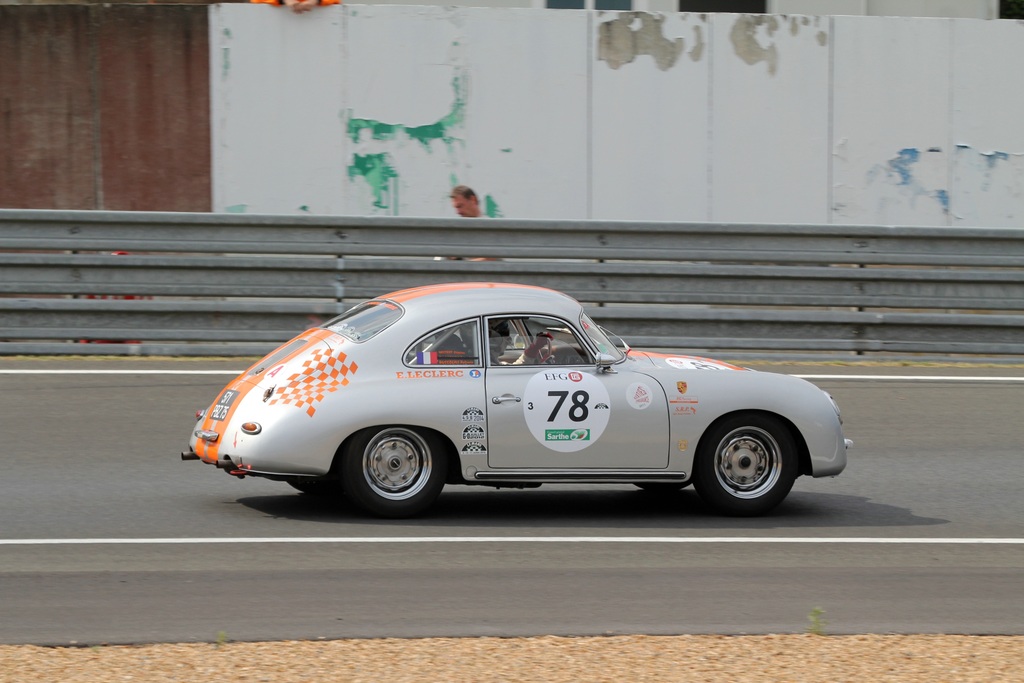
268,348,358,417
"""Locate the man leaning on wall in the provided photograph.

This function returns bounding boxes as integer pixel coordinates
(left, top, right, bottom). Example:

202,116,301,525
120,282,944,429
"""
448,185,497,261
450,185,482,218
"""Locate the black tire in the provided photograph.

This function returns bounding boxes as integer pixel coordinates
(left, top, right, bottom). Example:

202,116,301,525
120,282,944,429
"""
634,482,690,493
692,413,798,516
341,426,447,518
288,479,344,497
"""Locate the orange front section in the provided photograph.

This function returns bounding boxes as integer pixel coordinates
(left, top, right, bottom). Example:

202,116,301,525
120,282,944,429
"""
640,351,748,372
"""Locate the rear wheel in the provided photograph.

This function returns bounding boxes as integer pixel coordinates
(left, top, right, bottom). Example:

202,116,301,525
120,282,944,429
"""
341,426,447,518
692,413,798,516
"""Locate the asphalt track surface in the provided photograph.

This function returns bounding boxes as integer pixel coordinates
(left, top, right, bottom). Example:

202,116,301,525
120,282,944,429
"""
0,359,1022,645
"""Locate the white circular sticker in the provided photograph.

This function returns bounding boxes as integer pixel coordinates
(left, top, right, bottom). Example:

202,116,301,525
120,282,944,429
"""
626,382,653,410
522,370,610,452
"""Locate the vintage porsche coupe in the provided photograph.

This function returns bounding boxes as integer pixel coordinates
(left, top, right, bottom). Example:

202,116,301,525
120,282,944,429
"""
183,282,849,518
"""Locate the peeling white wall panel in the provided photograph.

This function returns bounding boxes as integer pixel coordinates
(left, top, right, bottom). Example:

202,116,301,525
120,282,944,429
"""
831,16,951,225
710,13,831,223
591,12,710,221
950,20,1024,227
210,5,346,215
459,9,590,219
209,6,1024,227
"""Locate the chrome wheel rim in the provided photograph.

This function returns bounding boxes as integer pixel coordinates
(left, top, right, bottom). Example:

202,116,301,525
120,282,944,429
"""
362,429,433,501
713,426,782,499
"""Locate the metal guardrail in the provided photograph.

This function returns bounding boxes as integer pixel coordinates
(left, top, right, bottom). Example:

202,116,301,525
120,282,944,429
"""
2,208,1024,359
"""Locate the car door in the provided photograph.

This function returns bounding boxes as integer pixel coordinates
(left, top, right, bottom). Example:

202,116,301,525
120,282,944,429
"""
484,316,669,469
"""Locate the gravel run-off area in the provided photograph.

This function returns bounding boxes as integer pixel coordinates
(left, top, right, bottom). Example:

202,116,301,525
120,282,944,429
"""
2,635,1022,682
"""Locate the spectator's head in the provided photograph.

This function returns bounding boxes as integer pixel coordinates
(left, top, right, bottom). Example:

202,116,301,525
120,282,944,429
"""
450,185,481,217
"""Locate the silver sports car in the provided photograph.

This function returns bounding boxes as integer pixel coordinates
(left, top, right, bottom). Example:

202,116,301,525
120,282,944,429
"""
183,282,849,518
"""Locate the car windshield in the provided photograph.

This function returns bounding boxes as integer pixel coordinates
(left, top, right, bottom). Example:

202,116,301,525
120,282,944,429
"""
579,312,625,361
322,300,403,342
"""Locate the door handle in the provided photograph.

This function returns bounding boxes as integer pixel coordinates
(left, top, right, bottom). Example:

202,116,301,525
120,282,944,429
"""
491,394,522,404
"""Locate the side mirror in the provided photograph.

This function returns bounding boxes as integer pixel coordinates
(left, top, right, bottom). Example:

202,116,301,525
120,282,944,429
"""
596,353,618,373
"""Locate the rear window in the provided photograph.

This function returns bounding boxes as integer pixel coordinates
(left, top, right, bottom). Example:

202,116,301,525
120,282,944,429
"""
322,300,403,342
404,320,480,366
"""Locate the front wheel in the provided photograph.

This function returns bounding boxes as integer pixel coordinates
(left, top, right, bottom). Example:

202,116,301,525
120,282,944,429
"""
692,413,798,516
341,426,447,518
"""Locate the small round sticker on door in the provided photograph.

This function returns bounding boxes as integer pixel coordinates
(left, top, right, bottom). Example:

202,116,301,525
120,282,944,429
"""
522,370,610,452
626,382,653,410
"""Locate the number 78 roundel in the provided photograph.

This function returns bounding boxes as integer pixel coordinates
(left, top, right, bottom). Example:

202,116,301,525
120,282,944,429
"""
522,371,610,453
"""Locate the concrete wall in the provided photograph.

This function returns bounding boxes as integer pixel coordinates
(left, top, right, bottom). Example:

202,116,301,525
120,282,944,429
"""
212,6,1024,225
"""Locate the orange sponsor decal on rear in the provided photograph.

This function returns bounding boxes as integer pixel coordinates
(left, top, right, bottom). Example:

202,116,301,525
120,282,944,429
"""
268,347,358,417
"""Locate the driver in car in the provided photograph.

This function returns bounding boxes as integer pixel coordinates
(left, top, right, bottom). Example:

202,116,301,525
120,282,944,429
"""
488,319,554,365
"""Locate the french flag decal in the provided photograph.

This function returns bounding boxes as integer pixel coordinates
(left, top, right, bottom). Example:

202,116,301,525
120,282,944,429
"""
416,351,438,365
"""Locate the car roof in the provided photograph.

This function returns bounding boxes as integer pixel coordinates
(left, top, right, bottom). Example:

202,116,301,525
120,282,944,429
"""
379,282,584,321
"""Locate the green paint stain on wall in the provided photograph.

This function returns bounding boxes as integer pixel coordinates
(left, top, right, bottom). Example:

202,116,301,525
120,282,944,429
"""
348,153,399,211
485,195,502,218
346,71,467,151
225,204,247,213
348,119,401,142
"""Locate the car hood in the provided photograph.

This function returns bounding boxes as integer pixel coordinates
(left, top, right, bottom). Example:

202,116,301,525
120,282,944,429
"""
626,351,749,372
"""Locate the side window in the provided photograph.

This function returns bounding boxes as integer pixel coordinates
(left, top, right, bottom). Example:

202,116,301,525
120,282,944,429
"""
404,321,480,367
487,316,593,366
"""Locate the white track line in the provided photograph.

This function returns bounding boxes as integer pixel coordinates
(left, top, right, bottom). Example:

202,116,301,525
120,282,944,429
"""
1,536,1021,546
0,369,239,374
795,375,1024,381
